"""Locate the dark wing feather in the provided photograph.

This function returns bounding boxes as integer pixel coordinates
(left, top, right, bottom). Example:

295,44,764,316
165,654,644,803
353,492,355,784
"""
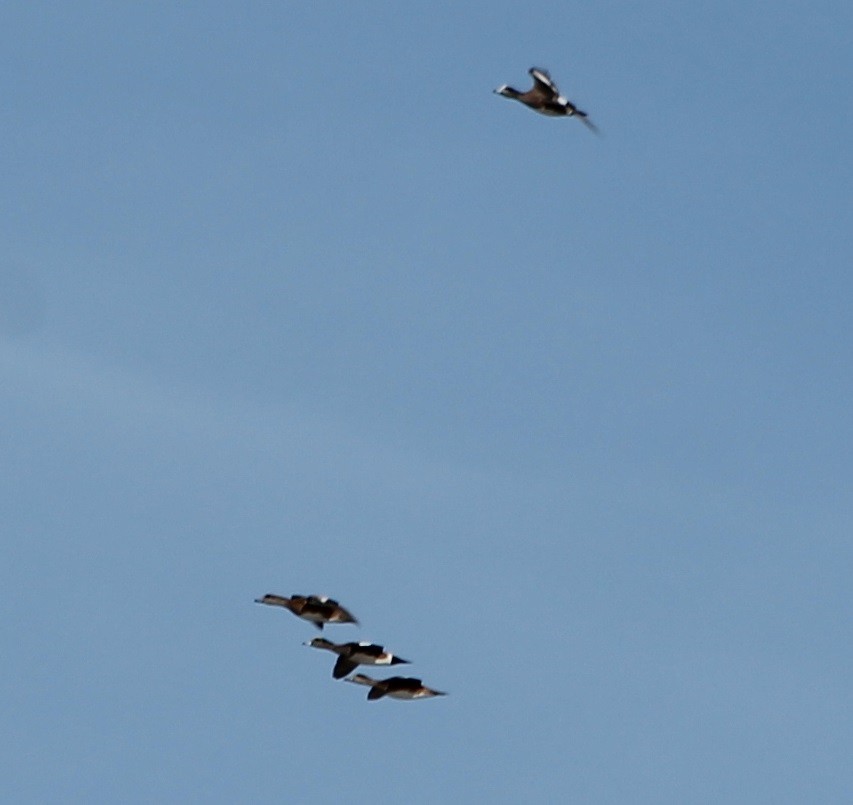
354,643,384,658
333,656,358,679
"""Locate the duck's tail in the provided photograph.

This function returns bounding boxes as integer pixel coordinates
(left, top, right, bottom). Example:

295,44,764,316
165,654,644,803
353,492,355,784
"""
576,112,601,136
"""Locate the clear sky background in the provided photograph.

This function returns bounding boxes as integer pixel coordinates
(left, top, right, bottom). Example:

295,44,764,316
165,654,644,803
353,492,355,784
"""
2,2,851,802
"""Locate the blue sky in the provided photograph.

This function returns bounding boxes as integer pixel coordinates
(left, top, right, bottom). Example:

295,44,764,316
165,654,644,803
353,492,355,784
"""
2,2,851,802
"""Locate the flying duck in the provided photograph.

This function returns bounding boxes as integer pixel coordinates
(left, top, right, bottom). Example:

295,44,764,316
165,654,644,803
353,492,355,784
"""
346,673,446,701
495,67,598,132
305,638,410,679
254,593,358,630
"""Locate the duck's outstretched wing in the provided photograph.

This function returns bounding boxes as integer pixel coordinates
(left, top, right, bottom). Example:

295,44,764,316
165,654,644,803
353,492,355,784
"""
333,656,358,679
529,67,560,97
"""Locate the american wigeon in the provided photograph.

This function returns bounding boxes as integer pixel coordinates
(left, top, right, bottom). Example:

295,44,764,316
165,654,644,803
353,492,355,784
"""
305,638,410,679
254,594,358,630
346,673,447,701
495,67,598,132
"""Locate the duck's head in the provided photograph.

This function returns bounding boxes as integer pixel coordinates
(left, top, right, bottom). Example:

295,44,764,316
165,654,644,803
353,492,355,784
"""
304,637,335,649
255,593,289,606
346,674,376,687
494,84,519,99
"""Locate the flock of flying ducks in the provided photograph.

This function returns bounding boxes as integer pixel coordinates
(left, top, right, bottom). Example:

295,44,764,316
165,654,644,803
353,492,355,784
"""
254,67,593,705
255,593,446,701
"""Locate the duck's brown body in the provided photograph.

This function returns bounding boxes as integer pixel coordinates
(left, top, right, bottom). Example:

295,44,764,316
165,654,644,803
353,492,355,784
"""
346,673,446,701
306,638,410,679
254,594,358,630
495,67,598,132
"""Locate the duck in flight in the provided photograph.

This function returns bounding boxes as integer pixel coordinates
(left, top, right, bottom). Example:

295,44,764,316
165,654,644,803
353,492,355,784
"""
305,637,410,679
495,67,598,133
254,593,358,630
346,673,447,701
